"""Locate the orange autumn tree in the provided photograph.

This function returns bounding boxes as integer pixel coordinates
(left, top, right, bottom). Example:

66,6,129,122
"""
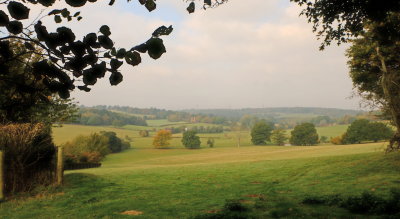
153,130,172,148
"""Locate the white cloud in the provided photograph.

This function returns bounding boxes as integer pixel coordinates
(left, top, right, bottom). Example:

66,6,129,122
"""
26,0,360,110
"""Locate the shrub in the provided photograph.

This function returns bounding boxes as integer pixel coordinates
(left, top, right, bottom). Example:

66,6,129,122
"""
182,130,201,149
207,138,215,148
100,131,130,153
0,123,56,194
330,135,344,145
139,130,149,137
63,133,110,163
302,190,400,216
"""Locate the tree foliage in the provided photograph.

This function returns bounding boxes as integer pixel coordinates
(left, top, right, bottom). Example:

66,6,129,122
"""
250,120,273,145
291,0,400,49
271,128,288,146
342,119,394,144
0,0,228,101
0,39,78,124
152,129,172,148
292,0,400,151
290,123,319,146
182,130,201,149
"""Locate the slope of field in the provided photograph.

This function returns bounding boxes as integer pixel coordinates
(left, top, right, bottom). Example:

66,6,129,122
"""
1,143,398,218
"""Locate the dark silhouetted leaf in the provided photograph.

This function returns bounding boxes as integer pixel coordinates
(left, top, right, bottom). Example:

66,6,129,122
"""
66,0,87,7
204,0,211,6
77,16,82,21
6,20,23,34
187,2,195,14
48,9,62,15
83,69,97,85
109,71,123,85
99,25,111,36
73,11,80,17
78,85,91,92
70,41,86,57
98,35,113,49
61,8,70,17
152,25,173,37
131,43,148,53
109,0,115,6
125,51,141,66
110,59,123,70
58,89,70,99
145,0,156,12
8,1,30,20
83,32,97,47
92,61,106,78
138,0,146,5
54,15,62,23
0,10,9,27
57,27,76,43
38,0,56,7
116,48,127,59
146,38,166,59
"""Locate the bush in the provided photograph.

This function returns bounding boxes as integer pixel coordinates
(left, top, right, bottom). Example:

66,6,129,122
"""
0,123,56,195
139,130,149,137
302,190,400,216
182,130,201,149
63,131,130,164
207,138,215,148
330,135,344,145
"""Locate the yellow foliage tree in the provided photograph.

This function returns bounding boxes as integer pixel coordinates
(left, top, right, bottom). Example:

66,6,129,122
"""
153,130,172,148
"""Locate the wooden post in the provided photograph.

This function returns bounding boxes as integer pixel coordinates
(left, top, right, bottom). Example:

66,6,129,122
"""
0,151,4,201
57,147,64,185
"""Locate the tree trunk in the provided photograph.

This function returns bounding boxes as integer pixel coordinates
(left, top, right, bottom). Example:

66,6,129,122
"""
376,47,400,152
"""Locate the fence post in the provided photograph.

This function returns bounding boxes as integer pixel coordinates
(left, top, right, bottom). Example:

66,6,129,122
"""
0,151,4,201
57,147,64,185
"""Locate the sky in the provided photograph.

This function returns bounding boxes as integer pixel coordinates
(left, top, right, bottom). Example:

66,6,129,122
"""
35,0,361,110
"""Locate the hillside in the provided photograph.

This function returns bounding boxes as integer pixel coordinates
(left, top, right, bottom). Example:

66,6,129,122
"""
182,107,363,119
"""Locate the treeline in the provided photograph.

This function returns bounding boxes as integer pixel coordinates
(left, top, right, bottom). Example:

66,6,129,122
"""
168,125,224,134
83,105,229,125
91,105,173,119
76,108,147,126
167,112,228,125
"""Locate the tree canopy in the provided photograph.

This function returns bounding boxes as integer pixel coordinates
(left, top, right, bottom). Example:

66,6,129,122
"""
250,120,273,145
290,123,318,146
0,0,227,100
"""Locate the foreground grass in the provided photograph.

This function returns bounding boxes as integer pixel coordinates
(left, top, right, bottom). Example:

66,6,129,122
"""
1,143,399,218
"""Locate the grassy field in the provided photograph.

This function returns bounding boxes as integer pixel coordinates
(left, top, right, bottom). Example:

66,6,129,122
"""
53,124,349,147
316,124,349,138
1,141,399,218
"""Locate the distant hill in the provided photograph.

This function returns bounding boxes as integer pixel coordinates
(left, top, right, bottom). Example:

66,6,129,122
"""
181,107,363,119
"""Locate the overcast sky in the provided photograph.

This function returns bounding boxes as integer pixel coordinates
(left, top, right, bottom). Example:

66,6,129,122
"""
38,0,361,110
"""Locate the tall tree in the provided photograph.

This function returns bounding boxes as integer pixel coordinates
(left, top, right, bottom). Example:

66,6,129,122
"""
291,0,400,151
290,123,319,146
250,120,273,145
271,128,288,146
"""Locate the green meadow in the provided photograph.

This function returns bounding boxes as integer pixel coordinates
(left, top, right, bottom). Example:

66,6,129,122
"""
1,123,399,218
